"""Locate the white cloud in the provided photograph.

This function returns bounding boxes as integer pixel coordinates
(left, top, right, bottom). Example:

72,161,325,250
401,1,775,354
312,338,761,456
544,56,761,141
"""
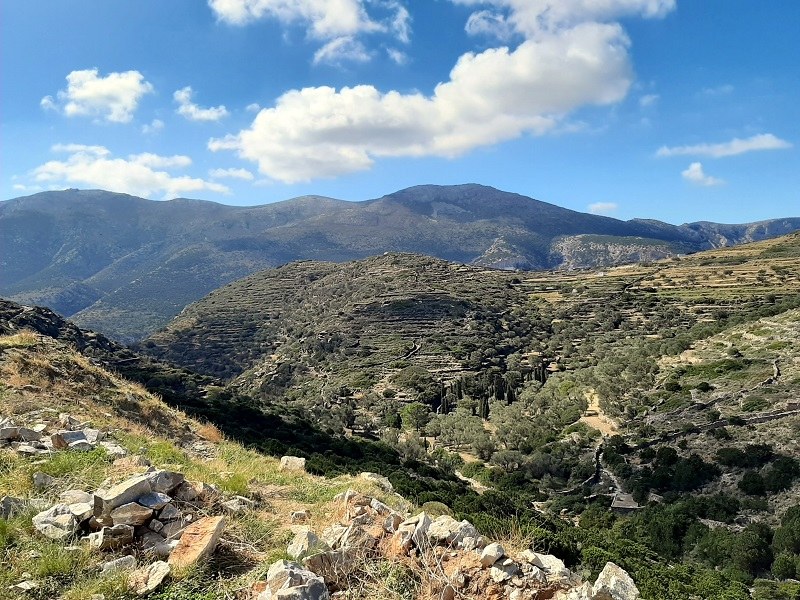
174,86,229,122
41,69,153,123
210,22,636,182
313,36,371,65
681,162,724,186
452,0,675,37
246,103,261,112
639,93,659,107
657,133,792,158
209,167,255,180
588,202,618,215
29,144,229,198
208,0,410,63
465,10,516,41
386,48,408,65
142,119,165,134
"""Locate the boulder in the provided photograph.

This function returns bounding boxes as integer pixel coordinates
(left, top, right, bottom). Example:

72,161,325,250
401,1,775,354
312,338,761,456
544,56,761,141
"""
490,558,519,583
383,513,403,533
302,548,357,586
32,471,55,490
99,441,128,459
279,456,306,472
148,519,164,533
359,472,393,491
17,427,41,442
480,542,505,567
140,531,178,557
145,470,185,495
257,560,329,600
394,512,431,553
1,495,26,519
320,525,348,549
69,502,94,522
60,490,92,505
69,440,95,452
137,492,171,511
110,502,153,526
94,474,152,517
288,530,329,560
160,519,187,541
167,515,225,572
129,561,171,596
100,555,136,574
158,503,181,521
369,498,391,515
556,583,593,600
339,524,377,550
522,550,572,580
32,504,78,540
51,430,89,449
291,510,309,524
426,515,480,549
0,426,19,441
592,562,640,600
87,524,134,550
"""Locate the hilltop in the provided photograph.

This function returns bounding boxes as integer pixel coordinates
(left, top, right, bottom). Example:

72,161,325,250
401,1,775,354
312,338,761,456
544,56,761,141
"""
3,185,798,341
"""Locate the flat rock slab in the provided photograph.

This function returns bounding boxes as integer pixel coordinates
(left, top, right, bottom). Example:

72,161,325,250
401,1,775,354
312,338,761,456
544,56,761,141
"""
130,560,171,596
279,456,306,472
168,515,225,572
94,474,152,516
111,502,153,526
32,504,78,540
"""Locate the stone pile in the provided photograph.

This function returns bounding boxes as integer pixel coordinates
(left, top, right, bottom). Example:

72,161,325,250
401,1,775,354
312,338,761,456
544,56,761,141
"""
1,419,233,597
255,488,640,600
0,412,127,457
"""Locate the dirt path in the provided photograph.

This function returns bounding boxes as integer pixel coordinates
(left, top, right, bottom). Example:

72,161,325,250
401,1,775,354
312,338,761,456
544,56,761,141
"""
579,390,618,437
455,470,489,495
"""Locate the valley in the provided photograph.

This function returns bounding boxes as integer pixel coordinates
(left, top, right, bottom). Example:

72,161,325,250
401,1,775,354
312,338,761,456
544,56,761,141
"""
1,231,799,599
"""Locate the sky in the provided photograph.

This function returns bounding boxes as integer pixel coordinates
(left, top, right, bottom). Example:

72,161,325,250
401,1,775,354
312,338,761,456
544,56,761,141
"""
2,0,798,224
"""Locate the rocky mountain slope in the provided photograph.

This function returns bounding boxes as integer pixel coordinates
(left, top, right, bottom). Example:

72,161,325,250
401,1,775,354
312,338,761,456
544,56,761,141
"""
3,185,798,341
0,315,643,600
2,234,800,598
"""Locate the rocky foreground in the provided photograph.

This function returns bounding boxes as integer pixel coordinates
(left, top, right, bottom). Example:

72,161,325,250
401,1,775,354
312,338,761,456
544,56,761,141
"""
3,410,639,600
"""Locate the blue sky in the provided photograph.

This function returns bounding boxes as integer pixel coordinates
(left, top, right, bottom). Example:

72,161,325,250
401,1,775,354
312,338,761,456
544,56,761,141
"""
2,0,798,224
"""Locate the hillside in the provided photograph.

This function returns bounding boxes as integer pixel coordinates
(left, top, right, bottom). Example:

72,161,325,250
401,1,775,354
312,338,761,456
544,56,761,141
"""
2,235,800,597
3,185,798,341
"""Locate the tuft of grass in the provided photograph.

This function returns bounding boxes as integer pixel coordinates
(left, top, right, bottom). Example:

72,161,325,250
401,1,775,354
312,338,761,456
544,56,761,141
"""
62,570,133,600
0,330,39,349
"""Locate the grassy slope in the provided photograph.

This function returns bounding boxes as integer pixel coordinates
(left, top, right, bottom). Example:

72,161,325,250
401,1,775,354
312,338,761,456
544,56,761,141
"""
0,331,401,600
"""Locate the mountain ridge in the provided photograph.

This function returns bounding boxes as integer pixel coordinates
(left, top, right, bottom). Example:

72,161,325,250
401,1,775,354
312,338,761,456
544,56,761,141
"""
3,185,799,341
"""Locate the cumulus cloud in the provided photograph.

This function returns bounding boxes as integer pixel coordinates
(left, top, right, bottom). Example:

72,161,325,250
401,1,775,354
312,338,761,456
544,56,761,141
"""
208,0,410,61
313,36,371,65
40,69,153,123
210,22,637,182
453,0,675,37
681,162,724,186
246,103,261,112
210,0,675,183
30,144,229,198
174,86,229,121
209,167,255,180
657,133,792,158
588,202,618,215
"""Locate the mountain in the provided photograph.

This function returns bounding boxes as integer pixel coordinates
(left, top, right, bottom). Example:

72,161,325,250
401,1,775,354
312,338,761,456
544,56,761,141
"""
3,185,798,341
